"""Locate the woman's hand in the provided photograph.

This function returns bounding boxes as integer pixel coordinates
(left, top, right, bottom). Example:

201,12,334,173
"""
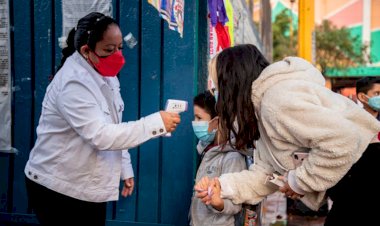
121,177,134,197
278,176,303,200
160,111,181,133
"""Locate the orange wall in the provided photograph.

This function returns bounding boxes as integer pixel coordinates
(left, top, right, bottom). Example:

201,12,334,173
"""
372,0,380,29
257,0,380,30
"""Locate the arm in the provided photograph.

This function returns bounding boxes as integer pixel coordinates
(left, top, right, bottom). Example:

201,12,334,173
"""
56,80,178,151
121,150,134,197
218,152,278,205
261,86,379,193
195,150,277,206
121,150,134,180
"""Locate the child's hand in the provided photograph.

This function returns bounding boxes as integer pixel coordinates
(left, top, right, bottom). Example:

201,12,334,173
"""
209,178,224,211
194,176,212,204
194,177,224,211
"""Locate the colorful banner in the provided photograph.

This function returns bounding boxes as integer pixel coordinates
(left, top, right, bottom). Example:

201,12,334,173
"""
224,0,234,46
208,0,232,57
148,0,185,38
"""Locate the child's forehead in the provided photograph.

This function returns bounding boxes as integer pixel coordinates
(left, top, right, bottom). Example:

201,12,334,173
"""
194,105,207,112
194,105,211,117
369,83,380,92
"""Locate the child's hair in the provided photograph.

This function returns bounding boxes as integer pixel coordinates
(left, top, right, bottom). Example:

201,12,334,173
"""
193,90,217,119
356,76,380,95
55,12,118,74
208,55,218,88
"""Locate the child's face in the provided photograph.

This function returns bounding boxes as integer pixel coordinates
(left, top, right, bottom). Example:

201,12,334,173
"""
367,84,380,98
359,83,380,105
194,105,212,122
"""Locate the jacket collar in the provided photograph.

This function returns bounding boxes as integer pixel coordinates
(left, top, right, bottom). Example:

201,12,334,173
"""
72,51,108,89
71,51,120,123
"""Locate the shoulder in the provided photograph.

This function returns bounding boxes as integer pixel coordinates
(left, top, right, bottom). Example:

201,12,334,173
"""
264,79,321,104
61,59,91,82
221,151,247,172
260,79,331,122
223,151,246,163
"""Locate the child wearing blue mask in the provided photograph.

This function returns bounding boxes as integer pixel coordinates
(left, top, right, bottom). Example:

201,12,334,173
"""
356,76,380,120
190,90,248,226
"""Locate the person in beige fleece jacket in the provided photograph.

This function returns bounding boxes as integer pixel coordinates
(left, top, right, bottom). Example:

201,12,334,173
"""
194,44,380,225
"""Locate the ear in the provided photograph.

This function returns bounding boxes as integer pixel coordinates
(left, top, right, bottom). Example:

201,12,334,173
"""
79,45,90,58
357,92,368,103
208,116,219,132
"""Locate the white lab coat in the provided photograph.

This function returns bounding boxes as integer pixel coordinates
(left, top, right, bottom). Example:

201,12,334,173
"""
25,51,167,202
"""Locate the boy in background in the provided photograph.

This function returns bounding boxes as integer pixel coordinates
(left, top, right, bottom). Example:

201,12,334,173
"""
356,76,380,120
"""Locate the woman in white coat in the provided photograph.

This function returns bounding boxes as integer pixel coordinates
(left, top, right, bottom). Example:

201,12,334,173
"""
195,44,380,225
24,12,180,226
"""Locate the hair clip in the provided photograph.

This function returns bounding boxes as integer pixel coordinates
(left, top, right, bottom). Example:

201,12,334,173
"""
96,18,101,21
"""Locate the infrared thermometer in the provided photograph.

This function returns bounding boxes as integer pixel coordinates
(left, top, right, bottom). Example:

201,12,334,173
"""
164,99,188,136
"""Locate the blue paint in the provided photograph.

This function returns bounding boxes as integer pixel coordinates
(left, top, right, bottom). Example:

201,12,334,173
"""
0,154,10,212
135,1,162,222
11,0,34,213
54,0,63,72
33,0,53,136
114,0,140,221
160,1,198,224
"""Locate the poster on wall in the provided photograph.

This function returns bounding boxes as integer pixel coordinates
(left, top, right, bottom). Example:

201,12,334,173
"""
60,0,113,48
0,0,13,153
148,0,185,38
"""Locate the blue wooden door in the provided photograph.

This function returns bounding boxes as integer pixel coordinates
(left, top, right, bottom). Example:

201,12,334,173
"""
0,0,208,225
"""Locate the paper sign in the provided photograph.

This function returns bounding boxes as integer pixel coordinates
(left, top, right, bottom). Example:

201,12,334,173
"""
0,0,12,152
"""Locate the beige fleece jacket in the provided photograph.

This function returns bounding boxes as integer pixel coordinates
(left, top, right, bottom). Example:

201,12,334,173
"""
219,57,380,211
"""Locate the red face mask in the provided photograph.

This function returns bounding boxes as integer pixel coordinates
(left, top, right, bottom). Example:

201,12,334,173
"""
90,50,125,77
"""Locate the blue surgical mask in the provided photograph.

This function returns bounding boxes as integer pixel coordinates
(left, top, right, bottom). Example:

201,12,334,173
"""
192,121,216,143
367,95,380,111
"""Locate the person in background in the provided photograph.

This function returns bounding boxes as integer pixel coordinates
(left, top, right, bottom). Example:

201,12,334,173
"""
194,44,380,225
190,90,247,226
24,12,180,226
356,76,380,120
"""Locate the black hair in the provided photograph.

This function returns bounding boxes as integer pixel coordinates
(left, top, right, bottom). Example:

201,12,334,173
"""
356,76,380,95
193,90,217,118
216,44,269,150
55,12,118,74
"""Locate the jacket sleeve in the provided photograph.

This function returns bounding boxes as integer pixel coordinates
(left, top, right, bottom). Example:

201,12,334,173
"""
219,150,278,205
121,150,134,180
261,86,378,193
56,80,167,151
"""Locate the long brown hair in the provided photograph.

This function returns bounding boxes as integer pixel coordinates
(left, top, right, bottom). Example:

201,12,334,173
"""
214,44,269,150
